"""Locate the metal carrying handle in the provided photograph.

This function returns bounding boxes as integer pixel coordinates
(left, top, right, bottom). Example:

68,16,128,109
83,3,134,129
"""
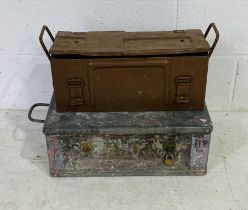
28,103,49,123
39,25,55,60
204,23,219,58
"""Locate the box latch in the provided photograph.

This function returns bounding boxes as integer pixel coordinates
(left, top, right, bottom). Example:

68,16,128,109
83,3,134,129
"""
175,76,191,103
67,78,84,106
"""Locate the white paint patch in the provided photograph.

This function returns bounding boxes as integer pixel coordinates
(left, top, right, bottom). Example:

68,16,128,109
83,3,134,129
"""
200,119,207,123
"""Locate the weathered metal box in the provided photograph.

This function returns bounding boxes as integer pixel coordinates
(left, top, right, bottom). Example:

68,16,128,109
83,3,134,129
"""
40,23,219,112
30,97,213,176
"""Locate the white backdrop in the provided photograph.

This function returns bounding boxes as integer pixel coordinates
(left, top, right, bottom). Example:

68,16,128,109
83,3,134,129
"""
0,0,247,111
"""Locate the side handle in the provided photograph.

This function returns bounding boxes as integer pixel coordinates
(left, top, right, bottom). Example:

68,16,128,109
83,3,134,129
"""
204,23,220,58
39,25,55,60
28,103,49,123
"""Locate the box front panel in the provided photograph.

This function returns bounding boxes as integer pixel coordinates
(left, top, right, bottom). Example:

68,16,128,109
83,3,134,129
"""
46,133,211,176
88,59,169,109
50,56,208,112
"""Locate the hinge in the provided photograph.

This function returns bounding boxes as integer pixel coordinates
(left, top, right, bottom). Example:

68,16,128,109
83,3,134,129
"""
175,76,191,103
67,78,84,106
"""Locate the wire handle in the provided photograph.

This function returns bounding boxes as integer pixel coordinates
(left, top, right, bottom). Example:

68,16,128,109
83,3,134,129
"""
39,25,55,60
204,23,219,58
28,103,49,123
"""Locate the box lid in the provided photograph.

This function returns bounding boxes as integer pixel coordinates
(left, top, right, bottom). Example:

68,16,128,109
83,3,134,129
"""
43,97,212,135
49,29,211,57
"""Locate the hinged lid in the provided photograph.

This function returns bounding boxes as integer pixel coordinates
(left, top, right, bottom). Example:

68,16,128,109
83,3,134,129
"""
43,96,213,135
49,29,211,57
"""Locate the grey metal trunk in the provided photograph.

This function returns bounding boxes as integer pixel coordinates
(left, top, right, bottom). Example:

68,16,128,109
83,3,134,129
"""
43,97,213,177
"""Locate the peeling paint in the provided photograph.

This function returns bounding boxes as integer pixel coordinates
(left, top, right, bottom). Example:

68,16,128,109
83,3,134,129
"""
43,97,212,177
46,133,211,176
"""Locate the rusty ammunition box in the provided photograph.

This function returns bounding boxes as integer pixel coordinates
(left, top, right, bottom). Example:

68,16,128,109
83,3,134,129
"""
40,23,219,112
28,97,213,176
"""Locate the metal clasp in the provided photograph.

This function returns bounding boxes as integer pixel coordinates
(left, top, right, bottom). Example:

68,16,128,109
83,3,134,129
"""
67,78,84,106
175,76,191,103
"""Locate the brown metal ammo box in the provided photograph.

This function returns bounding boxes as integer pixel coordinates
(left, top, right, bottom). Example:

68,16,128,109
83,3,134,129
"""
40,23,219,112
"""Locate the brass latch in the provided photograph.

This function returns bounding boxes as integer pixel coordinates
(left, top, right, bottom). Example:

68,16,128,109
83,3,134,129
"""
67,78,84,106
175,76,191,103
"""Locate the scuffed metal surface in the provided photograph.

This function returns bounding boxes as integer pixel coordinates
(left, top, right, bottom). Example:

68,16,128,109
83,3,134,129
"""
190,135,210,169
44,96,212,176
46,133,211,177
43,97,212,135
